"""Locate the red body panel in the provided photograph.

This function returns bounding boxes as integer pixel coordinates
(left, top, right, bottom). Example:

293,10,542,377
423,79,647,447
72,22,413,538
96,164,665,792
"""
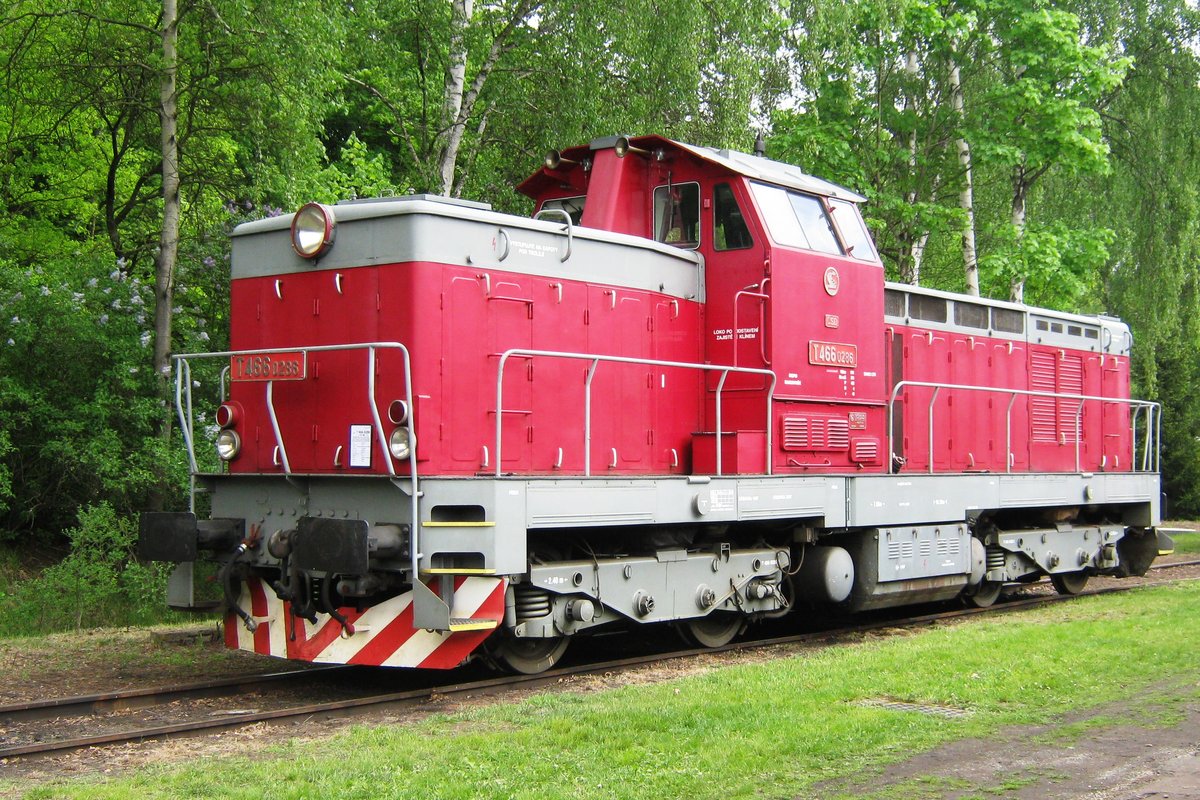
228,260,702,476
885,323,1132,474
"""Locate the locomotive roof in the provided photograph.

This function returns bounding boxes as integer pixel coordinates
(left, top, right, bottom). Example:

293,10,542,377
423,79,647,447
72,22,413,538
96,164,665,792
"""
517,134,868,202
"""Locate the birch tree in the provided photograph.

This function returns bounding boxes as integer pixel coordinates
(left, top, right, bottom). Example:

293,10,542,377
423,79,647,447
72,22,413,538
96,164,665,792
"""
947,57,978,296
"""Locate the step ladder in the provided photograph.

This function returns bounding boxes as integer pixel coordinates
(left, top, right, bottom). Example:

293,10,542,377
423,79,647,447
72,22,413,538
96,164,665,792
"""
412,572,501,632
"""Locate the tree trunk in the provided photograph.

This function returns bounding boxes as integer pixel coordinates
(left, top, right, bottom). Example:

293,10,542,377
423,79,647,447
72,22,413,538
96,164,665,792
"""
909,231,929,285
154,0,180,393
1010,170,1028,303
903,51,922,286
949,60,979,297
438,0,472,195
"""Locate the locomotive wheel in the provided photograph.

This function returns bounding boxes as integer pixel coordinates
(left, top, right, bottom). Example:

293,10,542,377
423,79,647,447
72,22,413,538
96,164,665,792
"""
1050,571,1089,595
964,579,1003,608
678,612,744,648
491,635,570,675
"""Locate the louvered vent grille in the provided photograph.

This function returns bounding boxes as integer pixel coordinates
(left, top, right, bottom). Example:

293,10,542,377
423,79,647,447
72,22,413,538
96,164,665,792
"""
782,416,850,452
1031,350,1085,444
851,438,880,464
1031,351,1058,442
1058,354,1083,444
935,537,961,556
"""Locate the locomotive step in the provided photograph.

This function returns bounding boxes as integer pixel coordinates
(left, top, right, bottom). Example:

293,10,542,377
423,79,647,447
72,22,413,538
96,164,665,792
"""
448,617,500,632
423,568,497,575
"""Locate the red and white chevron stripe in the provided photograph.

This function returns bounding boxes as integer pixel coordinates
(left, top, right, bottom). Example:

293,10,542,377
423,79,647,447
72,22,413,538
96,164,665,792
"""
224,575,506,669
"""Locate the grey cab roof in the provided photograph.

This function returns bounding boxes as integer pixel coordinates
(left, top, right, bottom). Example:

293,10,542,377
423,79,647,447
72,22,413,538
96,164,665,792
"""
669,140,867,203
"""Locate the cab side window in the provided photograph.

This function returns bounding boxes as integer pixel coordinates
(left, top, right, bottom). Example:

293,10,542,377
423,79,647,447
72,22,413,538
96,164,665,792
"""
653,182,700,249
714,183,753,250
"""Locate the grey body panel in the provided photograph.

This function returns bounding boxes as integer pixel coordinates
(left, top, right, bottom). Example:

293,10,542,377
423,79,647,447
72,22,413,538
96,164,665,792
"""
205,470,1160,576
848,472,1159,528
988,523,1125,580
875,523,971,582
230,196,705,303
198,468,1159,626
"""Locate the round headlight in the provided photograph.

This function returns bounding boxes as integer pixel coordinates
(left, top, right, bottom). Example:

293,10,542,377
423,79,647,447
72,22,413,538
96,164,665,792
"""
388,427,412,460
216,429,242,461
290,202,336,259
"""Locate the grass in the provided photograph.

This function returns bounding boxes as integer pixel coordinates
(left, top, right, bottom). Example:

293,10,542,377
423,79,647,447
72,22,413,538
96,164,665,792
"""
1168,530,1200,555
14,580,1200,800
0,547,20,595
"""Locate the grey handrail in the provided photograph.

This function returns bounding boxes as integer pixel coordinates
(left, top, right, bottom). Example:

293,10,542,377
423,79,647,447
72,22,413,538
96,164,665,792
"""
886,379,1159,474
532,208,574,262
173,342,421,579
732,286,770,368
495,349,777,477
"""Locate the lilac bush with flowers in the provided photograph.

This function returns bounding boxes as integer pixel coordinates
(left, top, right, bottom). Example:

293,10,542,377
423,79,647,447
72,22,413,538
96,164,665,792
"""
0,251,217,538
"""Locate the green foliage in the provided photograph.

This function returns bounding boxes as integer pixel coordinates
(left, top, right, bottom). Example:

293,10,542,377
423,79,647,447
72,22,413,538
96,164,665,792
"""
0,428,12,518
312,133,399,201
328,0,783,207
0,503,173,634
969,0,1128,180
978,222,1111,310
0,0,1195,536
1096,0,1200,514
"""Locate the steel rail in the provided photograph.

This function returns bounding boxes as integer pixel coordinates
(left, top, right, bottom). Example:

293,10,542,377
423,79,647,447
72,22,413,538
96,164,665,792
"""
5,560,1196,761
0,665,351,724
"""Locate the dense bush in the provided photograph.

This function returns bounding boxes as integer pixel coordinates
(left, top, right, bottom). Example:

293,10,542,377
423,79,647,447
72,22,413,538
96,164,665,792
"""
0,503,175,635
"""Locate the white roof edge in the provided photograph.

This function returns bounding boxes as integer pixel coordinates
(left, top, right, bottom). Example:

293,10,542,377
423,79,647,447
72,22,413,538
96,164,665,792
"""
671,141,869,203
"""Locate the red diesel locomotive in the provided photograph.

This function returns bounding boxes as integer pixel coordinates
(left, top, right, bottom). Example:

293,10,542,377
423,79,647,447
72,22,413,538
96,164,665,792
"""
140,135,1164,674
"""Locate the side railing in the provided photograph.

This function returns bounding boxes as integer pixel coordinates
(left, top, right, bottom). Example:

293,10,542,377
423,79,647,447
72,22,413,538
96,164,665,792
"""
495,349,777,476
886,379,1161,474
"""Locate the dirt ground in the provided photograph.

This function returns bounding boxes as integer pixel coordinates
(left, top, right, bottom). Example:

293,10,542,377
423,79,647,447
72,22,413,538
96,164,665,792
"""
1,541,1197,798
815,686,1200,800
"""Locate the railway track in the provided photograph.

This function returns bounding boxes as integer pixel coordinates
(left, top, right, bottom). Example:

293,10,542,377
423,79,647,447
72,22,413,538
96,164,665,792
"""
4,559,1197,761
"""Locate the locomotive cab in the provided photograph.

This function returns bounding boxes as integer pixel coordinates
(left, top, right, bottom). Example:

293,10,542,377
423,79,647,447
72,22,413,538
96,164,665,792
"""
521,135,890,475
